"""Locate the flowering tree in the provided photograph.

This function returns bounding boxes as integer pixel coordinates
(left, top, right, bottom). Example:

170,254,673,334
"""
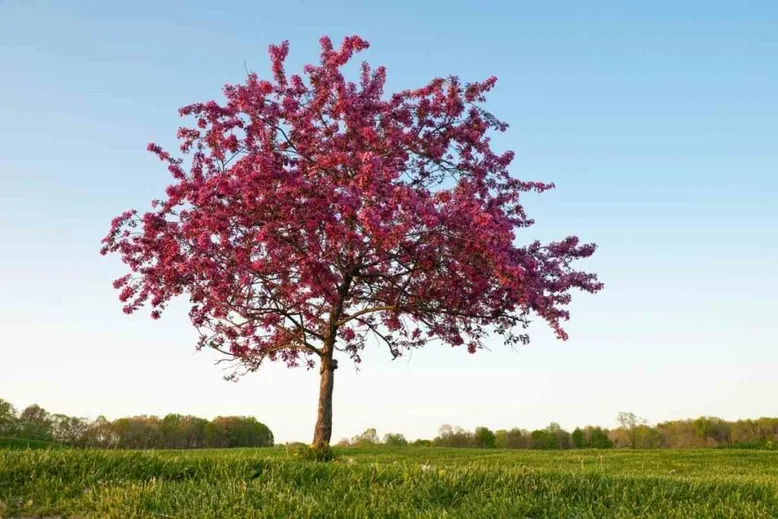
102,36,602,448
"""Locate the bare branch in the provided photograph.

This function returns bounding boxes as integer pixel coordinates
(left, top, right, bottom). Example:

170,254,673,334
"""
336,305,396,327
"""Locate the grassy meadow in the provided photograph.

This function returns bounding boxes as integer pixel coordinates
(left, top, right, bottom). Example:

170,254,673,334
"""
1,446,777,518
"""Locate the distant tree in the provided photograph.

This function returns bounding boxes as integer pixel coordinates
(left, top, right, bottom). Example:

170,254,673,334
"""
0,398,18,437
18,404,54,441
546,422,573,449
112,416,163,449
730,419,759,445
161,414,186,449
633,425,662,449
9,392,778,452
617,412,646,449
691,416,730,447
335,438,351,447
570,426,612,449
530,423,571,450
655,420,693,448
755,418,778,442
156,414,209,449
530,429,555,450
434,425,474,448
206,416,273,448
0,397,275,450
101,35,603,449
84,415,117,448
495,429,508,449
608,428,630,448
51,414,89,447
505,428,526,449
383,433,408,446
206,417,231,448
571,427,586,448
351,428,379,447
586,426,613,449
192,416,210,448
179,415,209,449
474,426,497,448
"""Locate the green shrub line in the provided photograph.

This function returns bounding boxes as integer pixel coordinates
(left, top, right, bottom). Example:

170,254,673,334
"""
0,436,64,450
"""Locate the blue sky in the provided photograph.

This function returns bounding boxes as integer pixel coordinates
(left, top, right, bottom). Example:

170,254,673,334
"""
1,0,776,442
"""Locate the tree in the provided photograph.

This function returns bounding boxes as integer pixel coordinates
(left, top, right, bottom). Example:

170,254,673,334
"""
159,414,209,449
530,429,555,450
617,412,646,449
495,429,508,449
112,416,163,449
692,416,730,447
51,414,89,447
0,398,18,437
101,36,602,448
474,426,497,448
546,422,572,449
161,413,186,449
1,396,278,450
586,426,613,449
383,433,408,446
530,423,571,450
571,427,586,448
84,415,117,448
18,404,54,441
205,416,273,448
351,427,379,446
178,415,210,449
505,428,527,449
434,425,474,448
634,425,662,449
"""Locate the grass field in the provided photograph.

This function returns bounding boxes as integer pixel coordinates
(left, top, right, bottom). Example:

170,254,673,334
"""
2,446,777,518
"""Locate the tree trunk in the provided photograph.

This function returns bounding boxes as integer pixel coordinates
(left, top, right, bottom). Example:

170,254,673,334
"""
312,355,338,448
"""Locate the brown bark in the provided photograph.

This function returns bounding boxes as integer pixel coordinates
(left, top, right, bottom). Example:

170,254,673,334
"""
312,272,351,448
312,353,337,448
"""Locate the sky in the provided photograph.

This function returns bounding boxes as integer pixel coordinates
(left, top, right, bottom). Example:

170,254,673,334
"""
1,0,776,443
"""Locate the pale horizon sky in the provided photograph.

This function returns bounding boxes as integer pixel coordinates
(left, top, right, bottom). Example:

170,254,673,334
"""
1,0,776,443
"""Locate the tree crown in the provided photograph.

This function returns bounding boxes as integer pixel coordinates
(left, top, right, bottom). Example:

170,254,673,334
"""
101,35,602,376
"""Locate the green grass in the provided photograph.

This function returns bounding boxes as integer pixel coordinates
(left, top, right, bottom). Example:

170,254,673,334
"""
1,447,777,517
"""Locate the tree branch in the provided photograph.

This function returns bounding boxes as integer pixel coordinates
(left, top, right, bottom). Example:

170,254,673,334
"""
355,317,400,359
336,305,396,327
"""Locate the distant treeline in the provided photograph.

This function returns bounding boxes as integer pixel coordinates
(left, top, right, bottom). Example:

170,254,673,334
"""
0,398,273,449
4,397,777,451
338,413,778,450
